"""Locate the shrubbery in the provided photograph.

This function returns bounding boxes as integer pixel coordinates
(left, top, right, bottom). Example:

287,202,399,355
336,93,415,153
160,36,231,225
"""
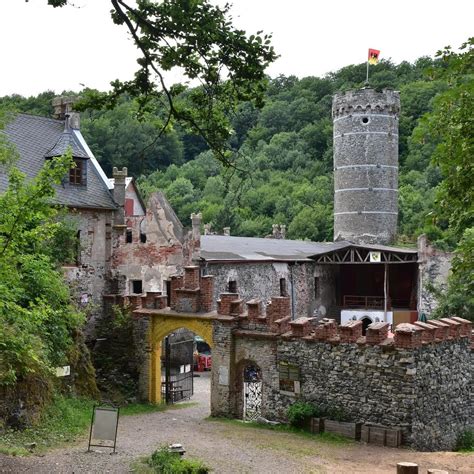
456,429,474,452
148,447,209,473
287,401,349,428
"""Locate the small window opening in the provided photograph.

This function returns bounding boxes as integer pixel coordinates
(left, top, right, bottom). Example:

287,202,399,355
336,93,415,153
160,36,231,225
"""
361,116,369,124
279,278,287,297
165,280,171,307
228,280,237,293
140,232,147,243
74,230,81,265
69,158,86,185
132,280,143,294
314,277,320,299
279,361,300,392
126,229,133,243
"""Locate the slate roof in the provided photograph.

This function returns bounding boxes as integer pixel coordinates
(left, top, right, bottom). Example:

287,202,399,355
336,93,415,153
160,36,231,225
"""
44,123,90,159
1,114,117,210
200,235,417,262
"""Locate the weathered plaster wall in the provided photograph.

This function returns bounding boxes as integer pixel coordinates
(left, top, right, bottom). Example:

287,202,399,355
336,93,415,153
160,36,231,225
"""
111,193,187,294
62,208,114,337
204,261,316,319
417,235,453,315
314,264,339,320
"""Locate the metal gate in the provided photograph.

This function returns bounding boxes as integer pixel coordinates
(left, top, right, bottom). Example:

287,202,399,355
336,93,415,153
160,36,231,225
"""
161,334,194,404
243,364,262,420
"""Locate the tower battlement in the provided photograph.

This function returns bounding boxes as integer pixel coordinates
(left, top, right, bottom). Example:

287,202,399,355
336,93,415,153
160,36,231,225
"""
332,88,400,119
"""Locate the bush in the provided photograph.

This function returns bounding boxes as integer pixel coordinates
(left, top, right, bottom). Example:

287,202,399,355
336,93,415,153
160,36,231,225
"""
148,446,209,473
456,430,474,452
287,402,321,428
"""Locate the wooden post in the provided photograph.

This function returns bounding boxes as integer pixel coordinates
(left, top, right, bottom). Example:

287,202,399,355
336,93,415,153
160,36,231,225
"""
397,462,418,474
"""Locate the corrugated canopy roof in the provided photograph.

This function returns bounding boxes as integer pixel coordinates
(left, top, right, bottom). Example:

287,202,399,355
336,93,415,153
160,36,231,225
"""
200,235,417,263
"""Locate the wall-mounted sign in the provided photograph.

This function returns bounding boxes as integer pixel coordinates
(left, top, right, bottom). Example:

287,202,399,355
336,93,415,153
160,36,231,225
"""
369,251,381,263
88,406,120,453
55,366,70,377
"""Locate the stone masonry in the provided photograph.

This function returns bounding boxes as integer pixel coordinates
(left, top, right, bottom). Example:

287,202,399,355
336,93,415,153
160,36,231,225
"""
210,290,473,451
333,88,400,244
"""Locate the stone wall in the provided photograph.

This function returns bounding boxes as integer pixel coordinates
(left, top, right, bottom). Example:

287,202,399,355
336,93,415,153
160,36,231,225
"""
211,292,473,451
418,234,453,315
62,208,114,338
204,261,316,319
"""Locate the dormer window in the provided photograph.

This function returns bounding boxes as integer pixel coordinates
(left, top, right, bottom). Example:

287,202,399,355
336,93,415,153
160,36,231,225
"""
69,158,86,185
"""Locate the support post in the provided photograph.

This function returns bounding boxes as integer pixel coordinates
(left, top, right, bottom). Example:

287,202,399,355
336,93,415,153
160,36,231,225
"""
384,263,388,321
165,335,171,404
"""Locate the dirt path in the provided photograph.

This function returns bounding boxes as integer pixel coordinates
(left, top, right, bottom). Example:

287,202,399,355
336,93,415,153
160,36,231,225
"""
1,373,473,473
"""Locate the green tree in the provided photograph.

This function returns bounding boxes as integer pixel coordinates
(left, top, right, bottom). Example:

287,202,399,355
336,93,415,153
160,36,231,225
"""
46,0,277,167
425,38,474,320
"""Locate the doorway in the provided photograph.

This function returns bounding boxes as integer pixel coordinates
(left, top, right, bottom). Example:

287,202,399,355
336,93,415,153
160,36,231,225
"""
243,364,262,420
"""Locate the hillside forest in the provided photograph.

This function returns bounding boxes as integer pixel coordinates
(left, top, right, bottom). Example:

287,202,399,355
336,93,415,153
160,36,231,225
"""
0,56,463,247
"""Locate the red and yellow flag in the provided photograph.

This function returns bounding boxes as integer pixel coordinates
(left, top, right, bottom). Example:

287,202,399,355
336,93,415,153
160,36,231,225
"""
368,48,380,65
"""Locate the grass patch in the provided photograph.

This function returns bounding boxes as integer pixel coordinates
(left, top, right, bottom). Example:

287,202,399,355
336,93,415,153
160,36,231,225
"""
133,446,209,473
206,417,351,445
0,396,94,456
0,397,197,456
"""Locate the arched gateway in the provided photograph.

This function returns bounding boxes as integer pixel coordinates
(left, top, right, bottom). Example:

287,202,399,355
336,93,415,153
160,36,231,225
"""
146,312,214,403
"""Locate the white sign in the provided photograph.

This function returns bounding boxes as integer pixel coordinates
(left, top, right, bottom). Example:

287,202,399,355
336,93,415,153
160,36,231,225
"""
92,408,118,442
369,251,381,263
218,366,229,386
55,366,70,377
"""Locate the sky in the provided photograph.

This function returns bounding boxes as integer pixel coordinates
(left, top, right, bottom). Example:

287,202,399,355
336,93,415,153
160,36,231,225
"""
0,0,472,97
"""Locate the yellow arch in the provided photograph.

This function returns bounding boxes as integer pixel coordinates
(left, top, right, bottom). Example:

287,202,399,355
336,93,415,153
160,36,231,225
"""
149,314,214,403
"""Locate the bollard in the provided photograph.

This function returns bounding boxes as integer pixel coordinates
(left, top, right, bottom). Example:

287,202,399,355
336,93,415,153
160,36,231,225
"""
396,462,418,474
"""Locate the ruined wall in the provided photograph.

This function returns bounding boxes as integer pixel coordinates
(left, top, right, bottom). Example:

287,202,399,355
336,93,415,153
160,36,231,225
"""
204,261,316,318
211,293,473,451
314,264,339,320
111,193,187,295
62,208,114,338
418,234,453,315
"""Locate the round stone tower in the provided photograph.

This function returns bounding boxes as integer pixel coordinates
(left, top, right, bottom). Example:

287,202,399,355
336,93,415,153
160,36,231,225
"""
332,88,400,244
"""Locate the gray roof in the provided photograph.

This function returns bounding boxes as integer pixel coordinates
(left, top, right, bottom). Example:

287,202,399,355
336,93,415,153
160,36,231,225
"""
44,125,90,159
200,235,348,262
200,235,417,262
1,114,117,210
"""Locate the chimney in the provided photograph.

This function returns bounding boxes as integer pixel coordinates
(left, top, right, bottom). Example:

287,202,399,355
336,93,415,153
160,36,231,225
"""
52,96,80,128
272,224,279,238
113,167,128,226
191,212,202,241
223,227,230,236
280,224,286,239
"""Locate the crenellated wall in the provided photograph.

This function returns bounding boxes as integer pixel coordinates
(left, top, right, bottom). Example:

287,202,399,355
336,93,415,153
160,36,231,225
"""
211,291,473,451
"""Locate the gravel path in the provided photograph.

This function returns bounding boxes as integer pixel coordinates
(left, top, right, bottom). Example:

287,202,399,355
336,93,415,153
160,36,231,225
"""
1,373,473,473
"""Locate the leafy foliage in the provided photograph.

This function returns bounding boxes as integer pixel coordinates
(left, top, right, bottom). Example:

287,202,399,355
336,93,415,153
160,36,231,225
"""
148,446,209,473
287,401,321,428
0,126,83,388
456,429,474,452
45,0,277,167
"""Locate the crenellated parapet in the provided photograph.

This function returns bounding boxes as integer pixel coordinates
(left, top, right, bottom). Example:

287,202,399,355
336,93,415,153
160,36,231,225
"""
332,88,400,119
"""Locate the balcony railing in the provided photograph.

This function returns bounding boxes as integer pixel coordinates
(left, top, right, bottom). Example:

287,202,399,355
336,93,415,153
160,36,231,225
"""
342,295,412,310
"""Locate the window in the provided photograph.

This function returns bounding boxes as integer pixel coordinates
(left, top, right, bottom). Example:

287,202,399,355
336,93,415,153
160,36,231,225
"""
140,232,147,243
126,229,133,243
131,280,143,294
279,278,287,297
74,230,81,265
279,361,300,393
69,158,86,185
314,277,320,299
227,280,237,293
